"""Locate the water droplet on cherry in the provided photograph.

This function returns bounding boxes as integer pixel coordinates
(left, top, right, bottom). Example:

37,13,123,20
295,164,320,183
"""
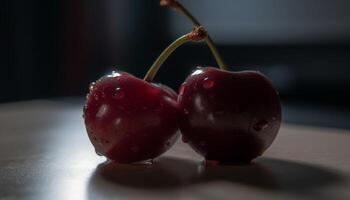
184,109,189,115
106,71,122,78
96,104,108,119
89,82,96,91
253,119,269,131
94,94,100,101
179,86,185,96
203,77,215,89
207,114,215,123
83,105,88,117
191,66,204,76
113,88,125,100
143,159,154,165
114,118,122,126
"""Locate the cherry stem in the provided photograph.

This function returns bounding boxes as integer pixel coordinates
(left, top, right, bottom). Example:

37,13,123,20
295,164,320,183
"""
144,26,208,82
160,0,228,71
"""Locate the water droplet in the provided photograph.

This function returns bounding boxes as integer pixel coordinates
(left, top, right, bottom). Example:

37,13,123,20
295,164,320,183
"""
96,104,108,119
184,109,189,115
182,136,189,143
83,106,88,117
143,159,154,165
106,71,121,78
89,82,96,91
200,141,206,146
113,88,125,100
253,119,269,131
95,149,103,156
191,67,204,76
272,117,277,121
194,96,205,112
194,82,199,89
94,94,99,101
203,78,215,89
179,86,185,96
207,114,215,123
114,118,122,126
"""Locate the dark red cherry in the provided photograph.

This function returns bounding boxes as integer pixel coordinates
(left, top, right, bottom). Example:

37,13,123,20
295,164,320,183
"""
82,27,208,163
178,67,281,163
83,71,180,163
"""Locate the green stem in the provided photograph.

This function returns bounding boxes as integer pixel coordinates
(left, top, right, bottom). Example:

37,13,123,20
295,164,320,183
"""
166,1,228,71
206,37,227,70
144,35,189,82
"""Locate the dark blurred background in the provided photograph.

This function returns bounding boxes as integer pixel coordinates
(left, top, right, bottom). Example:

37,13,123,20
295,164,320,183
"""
1,0,350,128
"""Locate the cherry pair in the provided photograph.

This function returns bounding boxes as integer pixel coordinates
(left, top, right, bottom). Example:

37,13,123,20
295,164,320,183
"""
83,1,281,164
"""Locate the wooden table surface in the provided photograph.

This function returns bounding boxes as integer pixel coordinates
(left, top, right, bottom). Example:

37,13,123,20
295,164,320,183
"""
0,100,350,200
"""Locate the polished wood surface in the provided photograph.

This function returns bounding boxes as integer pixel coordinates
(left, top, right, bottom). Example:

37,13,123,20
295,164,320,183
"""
0,100,350,200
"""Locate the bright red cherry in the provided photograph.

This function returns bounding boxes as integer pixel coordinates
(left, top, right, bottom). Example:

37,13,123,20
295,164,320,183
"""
83,27,208,163
84,71,180,163
178,67,281,163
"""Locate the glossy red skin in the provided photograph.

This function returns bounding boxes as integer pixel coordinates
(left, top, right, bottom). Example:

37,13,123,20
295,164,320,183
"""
178,67,281,163
83,71,180,163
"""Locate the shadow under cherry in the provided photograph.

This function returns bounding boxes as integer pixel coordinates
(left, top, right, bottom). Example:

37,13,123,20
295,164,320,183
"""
87,156,346,198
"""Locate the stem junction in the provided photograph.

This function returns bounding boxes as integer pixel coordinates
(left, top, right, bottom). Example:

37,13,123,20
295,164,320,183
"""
144,26,208,82
160,0,228,71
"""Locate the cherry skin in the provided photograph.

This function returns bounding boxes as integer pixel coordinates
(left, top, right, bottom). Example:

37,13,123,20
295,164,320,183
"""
178,67,281,163
83,71,180,163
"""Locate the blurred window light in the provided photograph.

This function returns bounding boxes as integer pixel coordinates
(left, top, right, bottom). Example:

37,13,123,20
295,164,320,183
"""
170,0,350,44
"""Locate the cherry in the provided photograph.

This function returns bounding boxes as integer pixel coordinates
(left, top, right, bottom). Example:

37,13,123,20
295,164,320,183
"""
162,0,282,162
84,72,179,163
178,67,281,162
83,27,208,163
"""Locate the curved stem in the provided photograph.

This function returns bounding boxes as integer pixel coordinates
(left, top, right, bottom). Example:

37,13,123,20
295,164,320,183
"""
143,35,189,82
206,37,227,70
162,1,228,71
